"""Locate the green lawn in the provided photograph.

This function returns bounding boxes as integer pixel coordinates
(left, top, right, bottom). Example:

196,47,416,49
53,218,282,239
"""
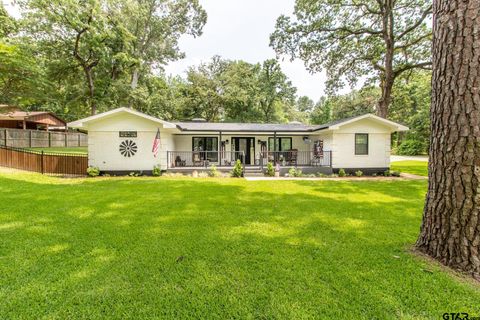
0,173,478,319
392,160,429,176
26,147,88,154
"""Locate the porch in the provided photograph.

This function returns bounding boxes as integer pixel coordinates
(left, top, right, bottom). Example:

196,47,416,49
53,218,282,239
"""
166,150,332,170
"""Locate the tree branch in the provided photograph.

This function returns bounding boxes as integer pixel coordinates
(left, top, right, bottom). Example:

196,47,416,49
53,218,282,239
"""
397,5,432,40
393,61,432,78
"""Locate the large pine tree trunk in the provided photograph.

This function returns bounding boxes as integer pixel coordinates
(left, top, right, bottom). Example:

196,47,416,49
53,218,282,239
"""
416,0,480,278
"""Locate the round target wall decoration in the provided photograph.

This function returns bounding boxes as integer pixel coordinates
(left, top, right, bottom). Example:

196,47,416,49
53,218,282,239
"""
119,140,138,157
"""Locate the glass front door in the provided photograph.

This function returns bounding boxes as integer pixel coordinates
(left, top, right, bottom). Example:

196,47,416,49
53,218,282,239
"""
232,137,255,165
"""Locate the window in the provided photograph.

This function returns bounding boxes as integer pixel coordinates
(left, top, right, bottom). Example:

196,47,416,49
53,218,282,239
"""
192,137,218,161
268,137,292,151
355,134,369,155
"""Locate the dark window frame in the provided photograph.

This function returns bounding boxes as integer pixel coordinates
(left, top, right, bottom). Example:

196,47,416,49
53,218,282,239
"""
355,133,369,155
192,136,219,162
268,137,293,151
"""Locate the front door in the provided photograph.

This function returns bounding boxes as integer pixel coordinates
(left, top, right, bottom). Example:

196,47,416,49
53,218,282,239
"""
232,137,255,165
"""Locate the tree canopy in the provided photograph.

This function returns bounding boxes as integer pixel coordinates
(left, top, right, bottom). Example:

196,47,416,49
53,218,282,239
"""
270,0,432,118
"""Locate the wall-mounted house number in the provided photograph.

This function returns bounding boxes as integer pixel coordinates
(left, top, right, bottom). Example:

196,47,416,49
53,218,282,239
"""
119,131,137,138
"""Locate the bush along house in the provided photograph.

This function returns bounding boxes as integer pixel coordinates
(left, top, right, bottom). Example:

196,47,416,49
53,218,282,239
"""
68,107,408,176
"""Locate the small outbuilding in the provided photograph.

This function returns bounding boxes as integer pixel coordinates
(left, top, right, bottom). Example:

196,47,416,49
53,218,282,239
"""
0,105,67,131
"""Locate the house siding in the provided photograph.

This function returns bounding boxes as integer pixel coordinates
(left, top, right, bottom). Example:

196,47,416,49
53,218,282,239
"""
87,113,174,171
330,118,391,169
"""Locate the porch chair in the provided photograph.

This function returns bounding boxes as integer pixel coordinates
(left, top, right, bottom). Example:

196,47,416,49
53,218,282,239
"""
192,152,203,166
286,149,298,166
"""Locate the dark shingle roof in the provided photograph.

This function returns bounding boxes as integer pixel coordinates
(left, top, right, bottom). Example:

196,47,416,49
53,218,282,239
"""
173,121,321,132
173,115,366,132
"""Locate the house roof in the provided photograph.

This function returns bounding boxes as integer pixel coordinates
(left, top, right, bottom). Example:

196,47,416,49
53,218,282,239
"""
174,114,408,132
68,107,409,132
0,109,66,125
173,121,319,132
68,107,177,129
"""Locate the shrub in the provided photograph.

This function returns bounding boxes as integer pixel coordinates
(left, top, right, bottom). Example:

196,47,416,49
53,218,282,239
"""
152,165,161,177
87,166,100,177
288,167,303,177
338,168,346,177
355,170,363,177
198,171,209,178
209,165,221,177
266,162,275,177
384,169,391,177
231,160,243,177
316,172,327,178
391,170,401,177
288,167,296,177
397,140,425,155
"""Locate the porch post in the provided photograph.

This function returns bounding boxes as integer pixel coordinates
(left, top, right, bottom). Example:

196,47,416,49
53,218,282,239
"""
219,131,222,166
273,131,277,163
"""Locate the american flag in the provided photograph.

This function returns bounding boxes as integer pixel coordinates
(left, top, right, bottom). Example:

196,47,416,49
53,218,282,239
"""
152,128,161,157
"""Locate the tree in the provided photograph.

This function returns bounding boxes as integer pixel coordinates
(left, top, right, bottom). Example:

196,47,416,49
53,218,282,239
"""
181,56,228,121
122,0,206,94
270,0,432,118
256,59,297,122
21,0,123,115
310,97,332,124
416,0,480,279
296,96,314,113
389,71,431,154
0,42,47,105
222,60,262,122
0,3,17,38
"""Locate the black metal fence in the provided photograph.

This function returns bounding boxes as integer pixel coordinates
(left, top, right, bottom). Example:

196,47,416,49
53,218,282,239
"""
167,151,246,168
259,151,332,168
0,145,88,176
166,150,332,169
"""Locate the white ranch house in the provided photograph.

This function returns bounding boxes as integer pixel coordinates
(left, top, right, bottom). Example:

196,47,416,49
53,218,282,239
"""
68,107,408,176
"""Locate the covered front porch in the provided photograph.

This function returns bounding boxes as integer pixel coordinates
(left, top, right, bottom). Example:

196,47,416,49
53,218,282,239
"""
166,132,332,171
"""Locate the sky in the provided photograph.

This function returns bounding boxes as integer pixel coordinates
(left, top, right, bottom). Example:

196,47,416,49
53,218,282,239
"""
4,0,330,101
163,0,329,101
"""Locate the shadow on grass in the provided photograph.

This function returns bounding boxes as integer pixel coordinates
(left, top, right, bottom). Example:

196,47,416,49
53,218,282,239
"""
0,175,478,319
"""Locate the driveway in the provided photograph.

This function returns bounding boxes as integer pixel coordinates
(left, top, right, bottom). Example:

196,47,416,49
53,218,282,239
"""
391,155,428,162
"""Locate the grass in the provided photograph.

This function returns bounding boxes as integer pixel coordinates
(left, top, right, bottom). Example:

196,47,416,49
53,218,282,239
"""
391,160,428,176
26,147,88,155
0,172,478,319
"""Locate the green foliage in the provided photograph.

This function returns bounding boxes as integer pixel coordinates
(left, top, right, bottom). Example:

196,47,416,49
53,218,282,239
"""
208,165,221,177
180,56,297,122
396,140,426,156
266,162,275,177
391,171,401,177
271,0,432,116
311,86,377,124
355,170,363,177
230,159,243,177
0,4,17,38
86,166,100,177
13,0,206,116
0,42,48,106
338,168,346,177
288,167,303,177
384,170,391,177
152,165,161,177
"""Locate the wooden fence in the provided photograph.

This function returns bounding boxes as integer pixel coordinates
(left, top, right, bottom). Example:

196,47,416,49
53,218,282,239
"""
0,128,88,148
0,145,88,176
